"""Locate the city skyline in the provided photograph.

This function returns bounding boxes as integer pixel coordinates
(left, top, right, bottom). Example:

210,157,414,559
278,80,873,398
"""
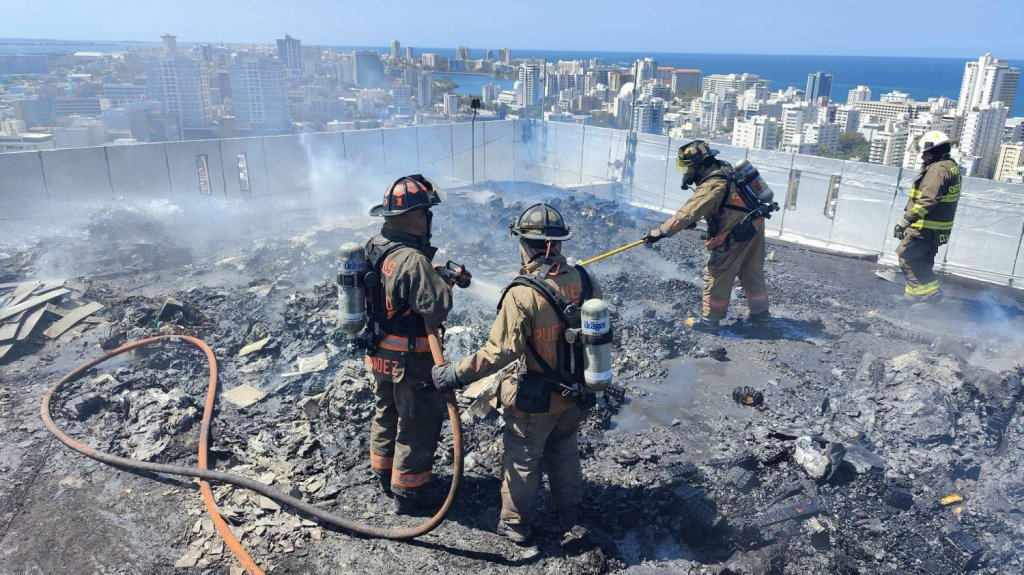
4,0,1024,60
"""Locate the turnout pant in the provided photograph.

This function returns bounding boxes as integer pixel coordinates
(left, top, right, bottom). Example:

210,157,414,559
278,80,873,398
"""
500,406,583,527
369,360,446,500
896,229,941,298
702,229,769,321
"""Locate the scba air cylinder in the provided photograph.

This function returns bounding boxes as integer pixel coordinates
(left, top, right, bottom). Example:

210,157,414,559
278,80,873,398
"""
733,159,775,204
581,299,612,403
337,242,366,340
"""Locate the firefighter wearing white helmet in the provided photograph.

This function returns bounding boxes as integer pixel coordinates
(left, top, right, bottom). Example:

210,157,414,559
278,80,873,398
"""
893,131,961,302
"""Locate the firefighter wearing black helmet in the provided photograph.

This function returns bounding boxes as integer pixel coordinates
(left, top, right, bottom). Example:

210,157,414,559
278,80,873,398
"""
364,174,463,516
642,140,770,330
893,131,961,302
432,202,602,544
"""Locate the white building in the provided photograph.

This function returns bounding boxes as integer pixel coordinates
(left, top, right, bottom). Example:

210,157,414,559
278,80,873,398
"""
995,143,1024,182
631,98,665,134
517,64,542,107
636,58,658,82
443,93,459,117
836,106,861,133
731,115,778,150
869,122,910,167
145,34,213,137
781,103,817,145
229,57,291,133
959,102,1009,178
701,73,768,96
803,122,841,152
847,85,872,105
957,53,1021,116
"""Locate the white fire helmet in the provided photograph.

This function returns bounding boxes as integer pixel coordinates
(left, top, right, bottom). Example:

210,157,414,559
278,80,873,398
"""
915,131,951,154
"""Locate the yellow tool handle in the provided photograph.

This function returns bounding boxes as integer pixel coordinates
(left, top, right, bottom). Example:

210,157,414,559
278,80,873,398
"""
578,239,647,267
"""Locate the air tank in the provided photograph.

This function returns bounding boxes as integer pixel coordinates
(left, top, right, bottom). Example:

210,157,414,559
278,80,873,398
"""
337,242,366,340
581,299,612,404
733,159,775,204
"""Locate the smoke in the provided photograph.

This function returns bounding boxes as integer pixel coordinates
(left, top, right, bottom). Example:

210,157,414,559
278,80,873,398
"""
299,133,386,226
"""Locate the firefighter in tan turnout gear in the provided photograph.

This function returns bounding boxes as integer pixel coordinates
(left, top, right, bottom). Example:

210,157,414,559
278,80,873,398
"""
642,140,771,331
363,174,467,516
432,203,602,544
893,131,961,302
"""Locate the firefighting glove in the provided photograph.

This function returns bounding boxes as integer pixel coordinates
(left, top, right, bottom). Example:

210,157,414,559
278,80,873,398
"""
642,227,666,244
893,219,909,240
432,362,463,392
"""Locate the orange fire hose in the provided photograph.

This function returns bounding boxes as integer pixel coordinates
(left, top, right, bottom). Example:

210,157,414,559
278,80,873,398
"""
41,332,463,574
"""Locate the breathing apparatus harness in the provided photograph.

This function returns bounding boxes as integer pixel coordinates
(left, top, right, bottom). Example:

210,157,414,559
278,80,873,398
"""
497,257,607,411
698,160,780,251
358,234,434,353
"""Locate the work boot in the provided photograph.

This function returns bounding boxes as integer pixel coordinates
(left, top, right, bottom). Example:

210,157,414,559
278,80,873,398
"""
391,484,446,517
554,506,580,532
687,317,721,333
483,508,532,545
747,310,771,323
375,472,393,498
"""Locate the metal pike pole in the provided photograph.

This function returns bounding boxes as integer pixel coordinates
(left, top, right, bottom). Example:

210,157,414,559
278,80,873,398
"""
578,239,647,267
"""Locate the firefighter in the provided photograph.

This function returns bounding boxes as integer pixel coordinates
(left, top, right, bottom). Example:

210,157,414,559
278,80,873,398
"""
432,203,601,544
642,140,770,330
893,131,961,302
364,174,457,516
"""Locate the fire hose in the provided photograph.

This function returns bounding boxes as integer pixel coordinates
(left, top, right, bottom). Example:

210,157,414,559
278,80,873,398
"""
40,330,462,575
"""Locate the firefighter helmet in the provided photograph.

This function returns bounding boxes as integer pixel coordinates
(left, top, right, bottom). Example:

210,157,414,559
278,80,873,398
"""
369,174,446,217
510,202,572,241
676,140,719,171
914,131,951,154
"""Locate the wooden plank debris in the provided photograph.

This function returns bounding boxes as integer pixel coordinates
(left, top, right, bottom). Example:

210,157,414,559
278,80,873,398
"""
0,344,12,360
0,289,70,322
0,321,20,343
239,337,272,357
15,307,47,341
222,384,267,408
43,301,104,339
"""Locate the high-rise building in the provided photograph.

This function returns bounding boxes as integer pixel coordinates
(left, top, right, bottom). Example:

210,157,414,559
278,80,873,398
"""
417,72,433,107
482,83,501,105
806,71,833,103
959,101,1009,178
391,40,401,60
631,98,665,134
636,58,658,82
994,143,1024,182
847,85,872,105
731,115,778,150
486,49,494,61
390,84,412,110
353,51,385,88
781,103,816,144
456,46,471,61
517,64,542,107
499,48,511,65
145,36,213,137
670,69,702,94
869,124,910,167
957,53,1020,115
443,93,460,117
276,34,302,72
229,57,291,133
405,46,414,61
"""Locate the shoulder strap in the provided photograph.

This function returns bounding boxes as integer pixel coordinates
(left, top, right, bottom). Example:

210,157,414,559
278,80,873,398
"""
574,264,593,302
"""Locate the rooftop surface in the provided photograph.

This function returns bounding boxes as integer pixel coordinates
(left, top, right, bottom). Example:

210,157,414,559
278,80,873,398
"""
1,180,1023,573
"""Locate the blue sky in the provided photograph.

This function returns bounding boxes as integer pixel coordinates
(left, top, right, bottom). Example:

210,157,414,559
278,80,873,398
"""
3,0,1022,59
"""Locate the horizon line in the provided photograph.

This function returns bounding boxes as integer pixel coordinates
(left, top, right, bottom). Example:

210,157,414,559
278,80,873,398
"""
1,37,1020,62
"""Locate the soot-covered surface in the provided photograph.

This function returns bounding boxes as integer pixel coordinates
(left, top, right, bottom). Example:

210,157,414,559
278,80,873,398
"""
1,181,1023,574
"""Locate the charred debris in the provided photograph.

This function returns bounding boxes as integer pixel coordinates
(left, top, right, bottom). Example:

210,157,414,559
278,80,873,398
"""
1,182,1023,574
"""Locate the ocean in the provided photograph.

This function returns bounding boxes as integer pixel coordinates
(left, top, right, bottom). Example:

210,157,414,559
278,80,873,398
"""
2,39,1021,113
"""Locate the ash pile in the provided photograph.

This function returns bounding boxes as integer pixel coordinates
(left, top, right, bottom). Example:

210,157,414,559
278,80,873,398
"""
2,183,1024,575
